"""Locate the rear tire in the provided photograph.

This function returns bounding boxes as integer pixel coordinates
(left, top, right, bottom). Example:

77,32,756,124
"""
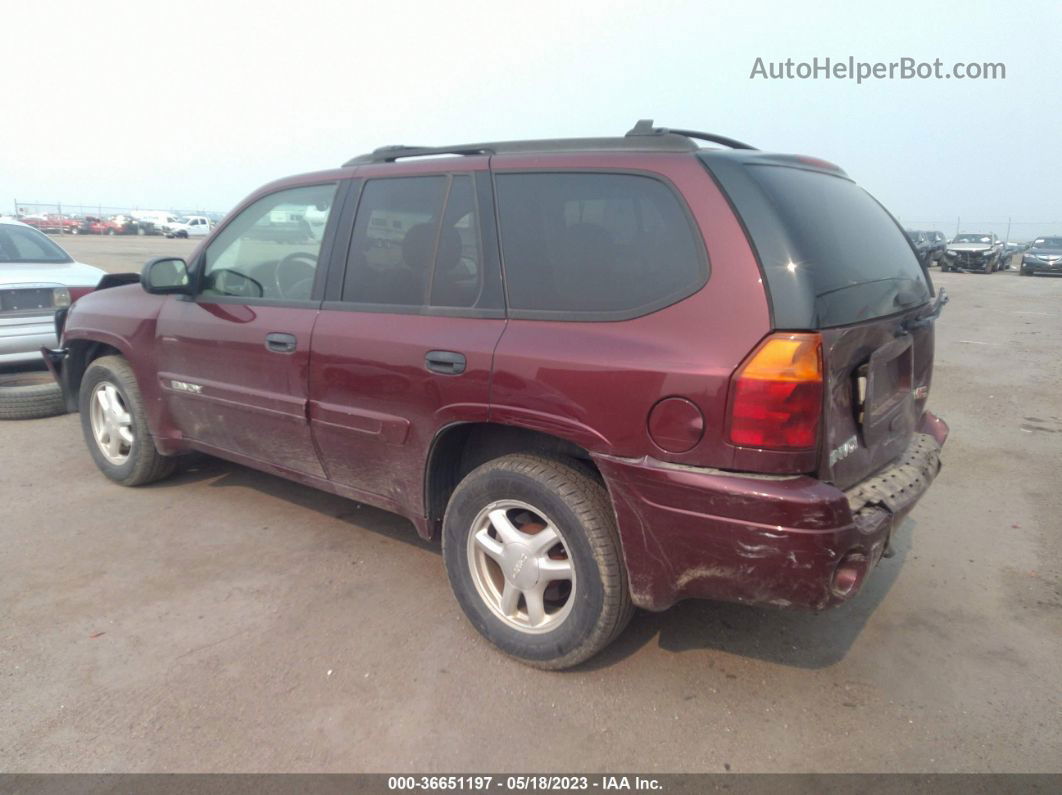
442,454,633,670
78,355,176,486
0,371,66,420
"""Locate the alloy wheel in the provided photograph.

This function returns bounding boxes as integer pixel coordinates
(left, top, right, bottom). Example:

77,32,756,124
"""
466,500,576,634
89,382,134,465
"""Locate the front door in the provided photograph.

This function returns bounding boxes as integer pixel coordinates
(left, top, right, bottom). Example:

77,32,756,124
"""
156,182,341,477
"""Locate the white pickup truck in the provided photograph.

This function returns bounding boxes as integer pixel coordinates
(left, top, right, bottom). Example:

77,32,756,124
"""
163,215,213,239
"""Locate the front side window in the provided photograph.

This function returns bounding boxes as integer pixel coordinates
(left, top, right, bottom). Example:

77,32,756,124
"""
494,172,707,318
202,183,337,301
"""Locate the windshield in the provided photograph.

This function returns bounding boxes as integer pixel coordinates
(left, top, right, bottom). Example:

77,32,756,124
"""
0,224,74,264
1031,237,1062,248
953,234,992,243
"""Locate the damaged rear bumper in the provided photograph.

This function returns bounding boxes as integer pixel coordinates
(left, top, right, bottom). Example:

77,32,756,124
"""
594,411,948,612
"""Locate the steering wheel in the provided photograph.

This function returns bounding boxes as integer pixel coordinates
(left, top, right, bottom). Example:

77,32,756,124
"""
275,251,318,298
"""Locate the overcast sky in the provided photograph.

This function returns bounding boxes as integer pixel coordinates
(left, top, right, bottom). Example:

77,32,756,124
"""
3,0,1059,237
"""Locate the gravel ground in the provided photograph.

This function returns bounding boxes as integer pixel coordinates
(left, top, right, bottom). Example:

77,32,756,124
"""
1,244,1059,772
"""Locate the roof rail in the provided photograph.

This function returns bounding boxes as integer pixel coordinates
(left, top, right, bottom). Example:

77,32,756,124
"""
345,144,495,166
341,120,752,167
625,119,757,150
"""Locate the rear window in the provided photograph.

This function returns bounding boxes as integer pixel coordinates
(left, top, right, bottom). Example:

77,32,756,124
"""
702,155,930,328
494,172,707,320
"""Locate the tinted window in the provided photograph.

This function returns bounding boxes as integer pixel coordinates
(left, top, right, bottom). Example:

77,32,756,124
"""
430,176,482,307
708,159,930,328
203,184,337,301
342,175,500,311
343,177,446,306
494,173,707,318
0,224,72,263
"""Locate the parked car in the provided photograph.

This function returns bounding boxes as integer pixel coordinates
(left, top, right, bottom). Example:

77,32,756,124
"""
74,216,130,236
924,231,947,266
19,213,80,235
940,233,1005,272
906,229,931,265
1003,239,1030,259
1019,236,1062,276
44,121,949,668
164,215,213,238
1,219,105,418
130,211,180,236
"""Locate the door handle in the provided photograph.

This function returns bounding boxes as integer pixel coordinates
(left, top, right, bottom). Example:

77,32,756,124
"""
265,332,297,354
425,350,466,375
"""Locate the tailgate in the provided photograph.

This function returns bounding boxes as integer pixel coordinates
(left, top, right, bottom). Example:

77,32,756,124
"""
820,308,934,489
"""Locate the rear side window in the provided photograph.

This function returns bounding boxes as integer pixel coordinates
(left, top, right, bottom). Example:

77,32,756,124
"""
342,175,501,311
494,173,707,319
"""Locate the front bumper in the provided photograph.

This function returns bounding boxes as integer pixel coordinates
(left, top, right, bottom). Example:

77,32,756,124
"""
1023,259,1062,273
594,411,948,612
943,253,992,270
0,315,59,365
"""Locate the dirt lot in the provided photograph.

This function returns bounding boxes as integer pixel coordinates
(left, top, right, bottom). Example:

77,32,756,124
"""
54,234,202,275
1,239,1060,772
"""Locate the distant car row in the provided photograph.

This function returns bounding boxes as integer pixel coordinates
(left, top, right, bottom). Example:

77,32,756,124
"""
13,211,214,239
905,230,1062,275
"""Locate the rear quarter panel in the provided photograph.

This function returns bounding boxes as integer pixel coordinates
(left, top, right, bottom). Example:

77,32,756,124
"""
489,153,771,468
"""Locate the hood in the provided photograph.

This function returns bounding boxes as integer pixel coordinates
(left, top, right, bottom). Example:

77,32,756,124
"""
1,260,107,287
1028,247,1062,258
948,242,993,252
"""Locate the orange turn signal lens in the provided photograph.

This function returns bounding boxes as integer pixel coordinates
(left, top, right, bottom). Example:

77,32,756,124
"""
737,333,823,383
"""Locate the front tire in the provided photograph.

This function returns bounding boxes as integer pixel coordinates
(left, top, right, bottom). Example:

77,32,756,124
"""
79,355,176,486
442,454,633,670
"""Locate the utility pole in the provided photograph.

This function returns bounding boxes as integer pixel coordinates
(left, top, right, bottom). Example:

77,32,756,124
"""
1005,217,1012,243
956,216,961,237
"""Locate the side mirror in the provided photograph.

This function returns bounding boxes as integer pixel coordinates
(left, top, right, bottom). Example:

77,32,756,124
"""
141,257,191,295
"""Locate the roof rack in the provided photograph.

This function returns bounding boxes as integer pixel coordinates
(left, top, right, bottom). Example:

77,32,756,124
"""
342,120,756,166
624,119,757,150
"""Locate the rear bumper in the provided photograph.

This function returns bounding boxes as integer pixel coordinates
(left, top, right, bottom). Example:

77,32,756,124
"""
595,411,948,612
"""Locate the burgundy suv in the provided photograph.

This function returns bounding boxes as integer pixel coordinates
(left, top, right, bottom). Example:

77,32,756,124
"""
44,121,949,669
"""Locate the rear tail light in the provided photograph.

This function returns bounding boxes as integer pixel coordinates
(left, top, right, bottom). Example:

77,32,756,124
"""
52,287,71,308
727,332,823,451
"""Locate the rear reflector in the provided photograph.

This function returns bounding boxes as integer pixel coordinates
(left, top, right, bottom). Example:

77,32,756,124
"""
728,333,823,450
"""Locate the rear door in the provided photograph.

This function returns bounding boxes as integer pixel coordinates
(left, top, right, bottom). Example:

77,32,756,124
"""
155,181,343,476
701,155,937,488
308,162,506,515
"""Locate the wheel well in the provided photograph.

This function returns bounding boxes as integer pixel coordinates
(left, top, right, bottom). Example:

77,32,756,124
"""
424,423,603,537
65,340,123,406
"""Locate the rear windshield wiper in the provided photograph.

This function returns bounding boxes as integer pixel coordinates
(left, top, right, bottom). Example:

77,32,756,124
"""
902,288,949,332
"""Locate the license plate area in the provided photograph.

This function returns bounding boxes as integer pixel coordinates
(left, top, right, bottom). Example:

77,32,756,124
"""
0,288,54,313
862,334,914,448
